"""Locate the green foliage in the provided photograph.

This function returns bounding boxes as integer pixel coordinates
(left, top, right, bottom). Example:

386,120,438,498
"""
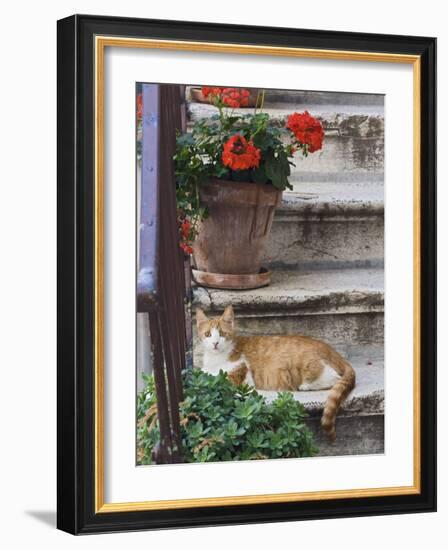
137,369,318,465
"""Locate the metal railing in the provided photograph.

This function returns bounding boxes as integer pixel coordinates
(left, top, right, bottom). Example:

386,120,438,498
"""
137,84,188,464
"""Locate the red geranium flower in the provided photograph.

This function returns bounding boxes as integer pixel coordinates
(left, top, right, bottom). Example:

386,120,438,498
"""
178,218,194,254
180,242,193,255
180,219,191,239
222,134,261,171
286,111,324,152
202,86,223,99
222,88,251,108
137,93,143,120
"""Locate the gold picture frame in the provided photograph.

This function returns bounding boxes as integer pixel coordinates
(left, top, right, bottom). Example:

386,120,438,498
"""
57,15,436,534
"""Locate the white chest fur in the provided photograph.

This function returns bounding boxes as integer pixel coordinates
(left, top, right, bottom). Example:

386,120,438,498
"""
202,350,244,375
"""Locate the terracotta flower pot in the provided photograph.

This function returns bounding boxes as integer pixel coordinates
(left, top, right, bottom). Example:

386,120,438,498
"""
190,87,260,108
192,179,282,289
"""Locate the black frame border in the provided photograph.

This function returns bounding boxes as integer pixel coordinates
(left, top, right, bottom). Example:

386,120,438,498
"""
57,14,436,534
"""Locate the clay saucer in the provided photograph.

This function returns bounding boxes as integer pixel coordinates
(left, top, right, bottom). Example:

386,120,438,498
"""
191,267,271,290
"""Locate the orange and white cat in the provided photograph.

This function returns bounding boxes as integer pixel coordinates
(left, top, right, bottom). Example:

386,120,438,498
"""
196,305,356,441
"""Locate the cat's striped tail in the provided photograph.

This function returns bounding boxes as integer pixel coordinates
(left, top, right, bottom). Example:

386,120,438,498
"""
320,356,356,441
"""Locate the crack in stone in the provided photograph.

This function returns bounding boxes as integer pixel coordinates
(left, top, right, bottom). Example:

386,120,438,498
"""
285,240,341,260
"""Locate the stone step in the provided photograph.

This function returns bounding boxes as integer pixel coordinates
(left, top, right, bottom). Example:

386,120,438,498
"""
187,101,384,137
262,89,384,107
288,135,383,183
307,413,384,456
193,267,384,348
266,183,383,269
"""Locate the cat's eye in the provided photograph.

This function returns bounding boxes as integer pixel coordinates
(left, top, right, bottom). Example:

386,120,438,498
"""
204,331,211,338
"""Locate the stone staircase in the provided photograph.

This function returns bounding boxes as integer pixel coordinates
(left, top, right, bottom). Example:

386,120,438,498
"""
189,88,384,457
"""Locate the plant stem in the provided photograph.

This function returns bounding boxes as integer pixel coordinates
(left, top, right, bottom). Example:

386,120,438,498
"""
260,89,266,112
254,90,261,114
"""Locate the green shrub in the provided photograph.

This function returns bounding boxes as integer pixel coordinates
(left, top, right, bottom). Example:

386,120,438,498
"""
137,368,318,464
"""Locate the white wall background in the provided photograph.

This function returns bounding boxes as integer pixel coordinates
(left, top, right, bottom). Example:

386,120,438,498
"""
0,0,444,546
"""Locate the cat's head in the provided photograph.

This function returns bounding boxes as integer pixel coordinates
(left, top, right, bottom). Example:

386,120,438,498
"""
196,305,235,354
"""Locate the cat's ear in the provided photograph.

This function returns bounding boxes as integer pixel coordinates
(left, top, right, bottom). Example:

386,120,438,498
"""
221,305,234,328
196,308,208,327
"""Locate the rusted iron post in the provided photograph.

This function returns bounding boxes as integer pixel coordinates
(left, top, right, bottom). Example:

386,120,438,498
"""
137,83,189,464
